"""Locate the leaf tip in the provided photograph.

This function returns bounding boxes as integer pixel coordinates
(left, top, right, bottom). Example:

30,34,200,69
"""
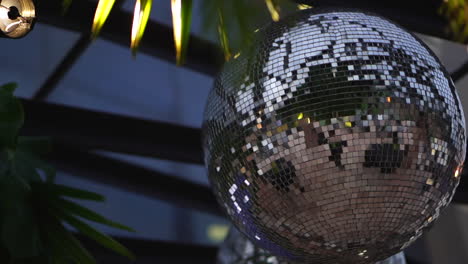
0,82,18,93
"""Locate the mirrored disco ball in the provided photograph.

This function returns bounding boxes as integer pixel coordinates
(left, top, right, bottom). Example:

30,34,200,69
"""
203,8,466,263
217,227,407,264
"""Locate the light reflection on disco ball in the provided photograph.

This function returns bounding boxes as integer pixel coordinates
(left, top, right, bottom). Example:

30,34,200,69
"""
203,8,466,263
217,228,407,264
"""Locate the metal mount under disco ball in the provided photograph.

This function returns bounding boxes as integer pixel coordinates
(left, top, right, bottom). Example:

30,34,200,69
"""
217,227,407,264
203,8,466,264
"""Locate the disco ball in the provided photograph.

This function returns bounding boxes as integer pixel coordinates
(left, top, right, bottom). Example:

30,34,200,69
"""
217,227,407,264
203,8,466,263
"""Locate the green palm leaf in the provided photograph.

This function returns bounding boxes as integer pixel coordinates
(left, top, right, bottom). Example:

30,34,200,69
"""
53,197,134,232
0,82,24,149
217,9,232,61
131,0,153,56
62,0,73,15
55,210,135,260
91,0,117,39
41,183,105,202
44,214,97,264
171,0,193,65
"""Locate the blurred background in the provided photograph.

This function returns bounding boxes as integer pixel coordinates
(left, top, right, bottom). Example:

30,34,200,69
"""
2,0,468,263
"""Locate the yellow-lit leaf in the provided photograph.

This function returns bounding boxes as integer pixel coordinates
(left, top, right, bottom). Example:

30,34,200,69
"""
91,0,117,39
62,0,73,15
131,0,153,56
463,24,468,42
297,4,313,10
457,7,465,25
265,0,280,22
217,9,231,61
171,0,193,65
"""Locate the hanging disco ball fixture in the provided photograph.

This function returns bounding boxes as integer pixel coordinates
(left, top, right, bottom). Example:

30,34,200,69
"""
0,0,35,38
217,227,407,264
203,8,466,264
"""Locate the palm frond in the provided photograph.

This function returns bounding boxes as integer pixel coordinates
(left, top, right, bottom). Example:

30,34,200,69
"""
91,0,117,39
171,0,193,65
265,0,281,22
131,0,153,56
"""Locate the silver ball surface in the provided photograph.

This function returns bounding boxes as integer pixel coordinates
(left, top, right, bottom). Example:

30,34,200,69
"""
203,9,466,263
217,227,407,264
